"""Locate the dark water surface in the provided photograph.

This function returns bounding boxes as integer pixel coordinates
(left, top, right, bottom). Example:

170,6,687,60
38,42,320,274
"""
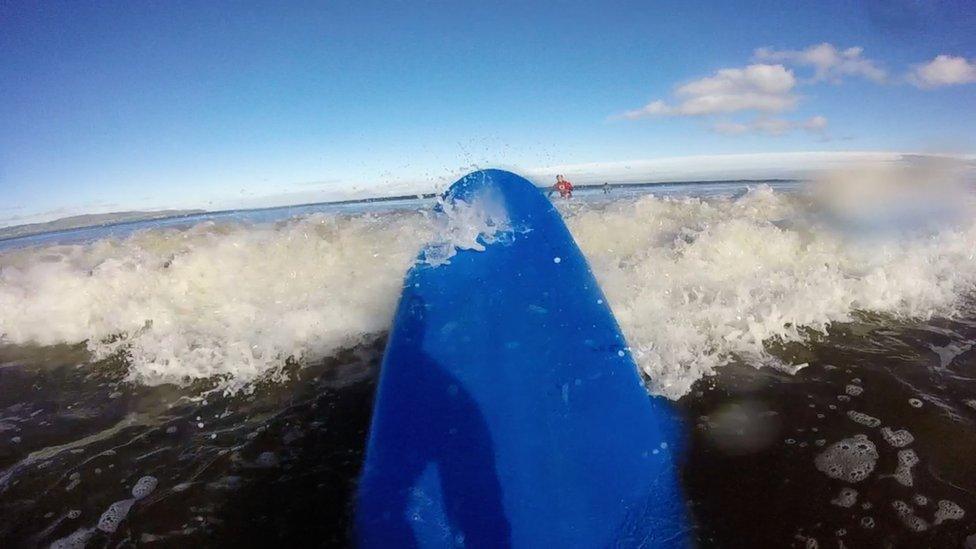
2,311,976,547
0,340,382,548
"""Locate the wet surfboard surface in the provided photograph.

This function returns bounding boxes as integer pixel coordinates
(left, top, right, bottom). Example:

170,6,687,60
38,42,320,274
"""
355,169,689,548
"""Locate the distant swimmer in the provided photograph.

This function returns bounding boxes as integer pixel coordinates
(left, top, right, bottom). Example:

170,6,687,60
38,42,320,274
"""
554,174,574,199
603,182,610,195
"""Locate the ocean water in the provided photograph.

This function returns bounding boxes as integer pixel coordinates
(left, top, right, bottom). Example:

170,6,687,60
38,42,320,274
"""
1,178,975,547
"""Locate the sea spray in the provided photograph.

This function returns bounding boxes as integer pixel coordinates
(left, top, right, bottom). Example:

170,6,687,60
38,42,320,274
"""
566,184,976,397
2,182,976,398
0,212,432,393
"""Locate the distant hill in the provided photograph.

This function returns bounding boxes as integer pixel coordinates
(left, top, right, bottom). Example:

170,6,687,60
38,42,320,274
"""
0,210,206,241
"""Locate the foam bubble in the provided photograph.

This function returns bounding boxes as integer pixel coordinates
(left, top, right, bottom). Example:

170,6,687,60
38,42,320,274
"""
892,500,929,532
49,527,94,549
908,398,924,408
65,474,80,491
892,449,919,487
815,436,878,483
880,427,914,448
845,384,864,396
830,487,858,508
96,498,135,533
131,475,158,500
934,500,965,525
847,411,881,428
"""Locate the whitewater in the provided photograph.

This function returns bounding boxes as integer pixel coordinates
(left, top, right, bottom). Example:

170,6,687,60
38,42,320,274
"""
1,178,975,399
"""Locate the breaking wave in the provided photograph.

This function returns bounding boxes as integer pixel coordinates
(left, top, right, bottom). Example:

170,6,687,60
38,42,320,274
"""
567,183,976,397
1,178,974,398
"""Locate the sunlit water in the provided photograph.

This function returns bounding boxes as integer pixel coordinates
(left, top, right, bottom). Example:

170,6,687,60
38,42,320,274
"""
1,180,975,547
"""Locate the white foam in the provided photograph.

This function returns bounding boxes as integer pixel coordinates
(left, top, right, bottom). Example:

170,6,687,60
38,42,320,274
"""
892,500,929,532
892,449,919,487
3,180,976,398
815,435,878,483
880,427,914,448
934,499,965,525
847,411,881,428
831,487,858,508
131,475,158,500
49,527,94,549
0,212,434,392
567,184,976,397
96,498,135,533
421,194,513,266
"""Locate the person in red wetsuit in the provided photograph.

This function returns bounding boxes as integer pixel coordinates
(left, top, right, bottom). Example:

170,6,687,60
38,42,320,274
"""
554,174,574,198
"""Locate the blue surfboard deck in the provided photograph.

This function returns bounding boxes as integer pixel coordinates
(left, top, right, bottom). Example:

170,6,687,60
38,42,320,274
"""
355,169,689,548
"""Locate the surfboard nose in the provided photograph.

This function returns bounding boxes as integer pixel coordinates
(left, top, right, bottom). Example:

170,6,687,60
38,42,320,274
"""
443,169,536,202
440,169,557,228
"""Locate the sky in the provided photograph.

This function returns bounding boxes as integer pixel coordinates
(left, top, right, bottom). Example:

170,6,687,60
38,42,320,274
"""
1,0,975,226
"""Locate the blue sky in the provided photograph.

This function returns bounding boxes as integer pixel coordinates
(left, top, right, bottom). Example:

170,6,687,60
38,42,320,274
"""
2,0,975,225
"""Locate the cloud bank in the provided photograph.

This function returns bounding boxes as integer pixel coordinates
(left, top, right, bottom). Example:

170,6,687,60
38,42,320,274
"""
908,55,976,88
621,64,797,119
618,42,974,138
753,43,886,83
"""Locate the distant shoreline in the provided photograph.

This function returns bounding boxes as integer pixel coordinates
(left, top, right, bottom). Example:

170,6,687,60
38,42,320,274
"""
0,178,797,243
0,210,207,242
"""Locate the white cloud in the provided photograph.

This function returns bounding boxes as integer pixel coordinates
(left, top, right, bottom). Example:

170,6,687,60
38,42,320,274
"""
754,43,886,83
621,100,672,118
621,64,798,119
803,115,829,132
908,55,976,88
710,121,750,135
712,115,828,137
752,118,796,136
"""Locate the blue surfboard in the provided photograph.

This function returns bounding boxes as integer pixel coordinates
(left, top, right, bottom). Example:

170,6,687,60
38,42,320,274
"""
355,170,689,548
